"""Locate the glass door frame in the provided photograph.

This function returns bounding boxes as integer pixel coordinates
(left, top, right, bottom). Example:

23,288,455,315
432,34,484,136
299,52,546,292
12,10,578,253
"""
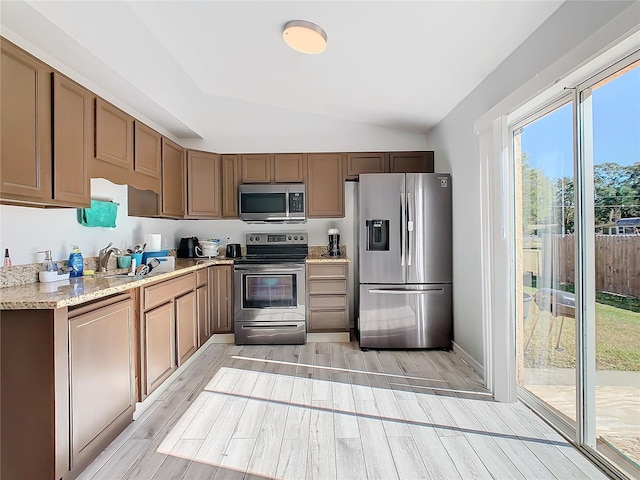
510,93,578,443
510,50,640,480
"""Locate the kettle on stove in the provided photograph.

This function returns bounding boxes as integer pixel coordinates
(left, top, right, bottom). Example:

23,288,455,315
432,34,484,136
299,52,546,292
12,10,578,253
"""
177,236,199,258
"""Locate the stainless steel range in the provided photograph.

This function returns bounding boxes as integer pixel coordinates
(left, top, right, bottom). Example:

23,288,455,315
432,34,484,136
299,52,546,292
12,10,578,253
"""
233,232,308,345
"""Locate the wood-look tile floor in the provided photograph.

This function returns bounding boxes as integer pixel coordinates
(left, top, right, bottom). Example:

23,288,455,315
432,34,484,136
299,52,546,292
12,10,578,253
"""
78,341,608,480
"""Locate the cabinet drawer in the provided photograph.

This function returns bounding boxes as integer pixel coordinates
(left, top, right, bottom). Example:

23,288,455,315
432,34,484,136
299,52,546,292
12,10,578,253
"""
308,278,347,295
307,263,347,279
309,294,347,310
143,273,195,310
308,310,348,332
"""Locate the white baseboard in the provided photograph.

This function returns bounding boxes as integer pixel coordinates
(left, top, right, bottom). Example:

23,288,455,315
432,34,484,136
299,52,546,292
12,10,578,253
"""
452,341,485,381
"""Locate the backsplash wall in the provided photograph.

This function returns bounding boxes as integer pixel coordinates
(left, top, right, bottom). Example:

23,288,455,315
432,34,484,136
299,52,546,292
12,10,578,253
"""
0,179,358,323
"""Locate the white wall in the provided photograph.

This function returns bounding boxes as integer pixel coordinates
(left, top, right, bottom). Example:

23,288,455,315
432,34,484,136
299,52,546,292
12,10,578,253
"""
427,0,635,369
0,179,360,321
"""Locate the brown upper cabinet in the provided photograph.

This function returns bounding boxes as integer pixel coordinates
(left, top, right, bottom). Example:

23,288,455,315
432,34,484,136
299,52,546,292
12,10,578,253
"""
0,38,53,204
240,153,306,184
186,150,221,218
274,153,305,183
221,155,240,218
240,154,272,183
344,152,387,180
344,151,434,179
389,151,434,173
52,73,92,207
134,122,162,179
161,138,185,217
95,98,134,170
306,153,344,218
93,99,161,194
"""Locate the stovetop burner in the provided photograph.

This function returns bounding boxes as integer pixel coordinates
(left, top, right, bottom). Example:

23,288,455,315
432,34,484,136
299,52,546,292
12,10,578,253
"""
236,231,308,264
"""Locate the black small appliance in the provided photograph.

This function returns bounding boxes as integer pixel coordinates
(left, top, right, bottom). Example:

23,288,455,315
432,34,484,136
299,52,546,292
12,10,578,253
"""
177,236,199,258
226,243,242,258
328,233,341,257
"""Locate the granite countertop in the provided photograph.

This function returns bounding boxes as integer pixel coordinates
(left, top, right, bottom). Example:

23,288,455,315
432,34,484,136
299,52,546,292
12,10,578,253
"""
306,246,350,263
305,253,350,263
0,247,349,310
0,258,233,310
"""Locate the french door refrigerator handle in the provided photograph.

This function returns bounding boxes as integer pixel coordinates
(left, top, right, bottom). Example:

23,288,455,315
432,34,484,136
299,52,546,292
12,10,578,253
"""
400,192,406,267
368,287,445,295
407,191,414,266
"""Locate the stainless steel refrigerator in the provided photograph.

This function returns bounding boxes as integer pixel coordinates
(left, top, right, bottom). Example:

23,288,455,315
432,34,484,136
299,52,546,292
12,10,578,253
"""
358,173,452,349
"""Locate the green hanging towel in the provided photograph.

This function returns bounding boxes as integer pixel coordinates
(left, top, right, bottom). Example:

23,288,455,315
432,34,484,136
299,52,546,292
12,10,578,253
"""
78,199,119,228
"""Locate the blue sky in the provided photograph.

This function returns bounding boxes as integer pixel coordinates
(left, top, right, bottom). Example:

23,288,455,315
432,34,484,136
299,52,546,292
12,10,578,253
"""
520,65,639,177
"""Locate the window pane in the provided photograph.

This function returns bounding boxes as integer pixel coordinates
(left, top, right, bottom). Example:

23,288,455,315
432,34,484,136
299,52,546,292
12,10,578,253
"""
515,100,577,426
588,60,640,470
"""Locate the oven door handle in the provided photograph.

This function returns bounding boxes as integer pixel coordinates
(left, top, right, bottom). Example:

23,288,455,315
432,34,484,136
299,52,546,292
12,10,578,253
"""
234,265,305,273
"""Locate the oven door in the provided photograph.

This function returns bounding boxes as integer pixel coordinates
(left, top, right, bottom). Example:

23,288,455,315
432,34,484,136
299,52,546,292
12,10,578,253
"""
234,263,306,344
234,263,306,321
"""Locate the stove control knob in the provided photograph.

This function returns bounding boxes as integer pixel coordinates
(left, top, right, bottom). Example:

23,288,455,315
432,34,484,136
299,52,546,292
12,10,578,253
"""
294,236,298,240
249,236,253,242
288,236,292,240
255,236,260,242
300,235,304,241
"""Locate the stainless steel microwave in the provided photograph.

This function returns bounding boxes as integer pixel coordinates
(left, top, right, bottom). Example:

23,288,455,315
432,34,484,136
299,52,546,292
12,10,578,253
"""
238,183,306,223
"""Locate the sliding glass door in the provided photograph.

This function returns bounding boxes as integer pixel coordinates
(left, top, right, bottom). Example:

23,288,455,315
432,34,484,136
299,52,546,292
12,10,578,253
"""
581,58,640,474
514,54,639,478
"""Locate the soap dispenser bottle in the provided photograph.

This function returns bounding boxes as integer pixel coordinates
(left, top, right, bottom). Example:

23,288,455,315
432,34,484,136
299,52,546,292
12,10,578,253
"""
68,245,84,278
38,250,57,272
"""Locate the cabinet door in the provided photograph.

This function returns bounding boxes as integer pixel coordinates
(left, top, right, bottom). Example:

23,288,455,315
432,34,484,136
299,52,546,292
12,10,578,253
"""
274,153,305,183
388,151,434,173
52,73,91,207
134,121,161,178
176,291,198,366
209,265,233,333
197,284,210,346
69,298,134,466
221,154,239,218
144,302,176,395
344,152,387,180
95,98,134,170
0,39,52,201
161,137,186,217
306,153,344,218
241,154,272,183
187,150,221,218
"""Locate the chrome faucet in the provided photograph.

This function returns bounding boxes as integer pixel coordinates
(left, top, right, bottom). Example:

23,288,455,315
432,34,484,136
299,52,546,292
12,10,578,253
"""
98,242,122,272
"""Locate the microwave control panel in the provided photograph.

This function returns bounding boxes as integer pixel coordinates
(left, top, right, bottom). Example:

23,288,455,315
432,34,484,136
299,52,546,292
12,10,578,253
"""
289,192,304,213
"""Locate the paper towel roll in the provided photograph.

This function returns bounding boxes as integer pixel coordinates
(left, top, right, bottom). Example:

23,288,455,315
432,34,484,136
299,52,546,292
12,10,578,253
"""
144,233,162,252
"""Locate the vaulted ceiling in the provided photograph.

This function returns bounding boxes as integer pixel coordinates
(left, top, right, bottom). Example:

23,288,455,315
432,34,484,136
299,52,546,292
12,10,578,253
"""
1,1,563,144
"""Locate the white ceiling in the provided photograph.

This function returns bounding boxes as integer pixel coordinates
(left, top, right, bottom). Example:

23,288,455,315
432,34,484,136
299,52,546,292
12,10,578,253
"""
1,1,563,142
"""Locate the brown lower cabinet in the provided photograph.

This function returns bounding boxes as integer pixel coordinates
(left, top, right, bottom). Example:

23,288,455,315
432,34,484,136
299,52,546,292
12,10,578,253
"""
140,272,196,398
307,262,349,332
209,265,233,333
68,294,135,472
0,293,135,480
0,265,234,479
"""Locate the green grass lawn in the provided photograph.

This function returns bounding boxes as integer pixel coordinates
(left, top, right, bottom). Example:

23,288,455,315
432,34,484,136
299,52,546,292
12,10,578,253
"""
523,287,640,371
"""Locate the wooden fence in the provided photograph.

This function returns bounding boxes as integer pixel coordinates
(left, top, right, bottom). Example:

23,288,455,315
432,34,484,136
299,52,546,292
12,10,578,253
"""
534,234,640,298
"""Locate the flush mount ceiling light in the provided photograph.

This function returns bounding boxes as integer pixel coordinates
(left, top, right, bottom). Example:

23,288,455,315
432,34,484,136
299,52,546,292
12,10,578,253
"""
282,20,327,54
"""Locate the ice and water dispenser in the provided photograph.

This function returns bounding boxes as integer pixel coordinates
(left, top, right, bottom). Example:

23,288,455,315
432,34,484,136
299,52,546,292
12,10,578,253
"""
365,219,389,251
